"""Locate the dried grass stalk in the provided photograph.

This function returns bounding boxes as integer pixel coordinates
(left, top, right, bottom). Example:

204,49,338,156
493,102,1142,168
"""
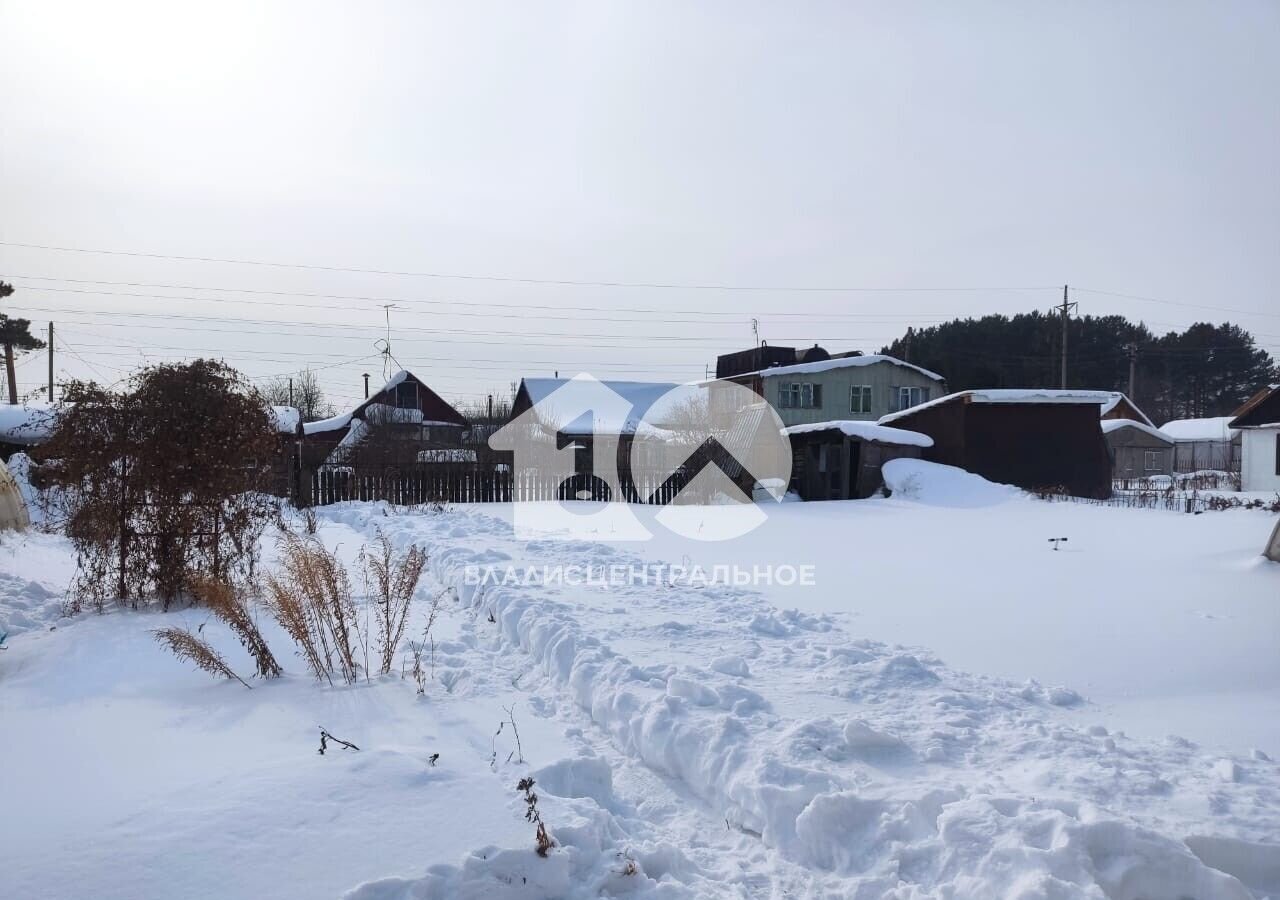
266,532,359,684
364,530,427,675
190,574,281,679
153,626,251,689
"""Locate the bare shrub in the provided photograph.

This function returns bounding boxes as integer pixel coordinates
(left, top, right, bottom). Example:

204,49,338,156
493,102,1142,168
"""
190,575,281,679
153,626,251,689
266,532,360,684
301,507,319,535
38,361,279,612
362,530,427,676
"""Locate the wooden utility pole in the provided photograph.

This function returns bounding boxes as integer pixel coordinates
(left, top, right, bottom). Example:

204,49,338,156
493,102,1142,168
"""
47,322,54,402
1055,285,1078,389
1124,342,1139,397
4,343,15,405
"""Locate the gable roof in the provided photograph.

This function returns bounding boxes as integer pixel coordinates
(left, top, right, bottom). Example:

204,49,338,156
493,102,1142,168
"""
1095,392,1154,428
1229,384,1280,429
755,353,944,383
879,389,1116,425
511,377,683,436
304,370,465,436
1100,418,1173,444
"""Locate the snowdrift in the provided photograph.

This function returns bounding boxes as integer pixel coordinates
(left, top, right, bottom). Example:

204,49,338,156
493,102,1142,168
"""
882,458,1024,508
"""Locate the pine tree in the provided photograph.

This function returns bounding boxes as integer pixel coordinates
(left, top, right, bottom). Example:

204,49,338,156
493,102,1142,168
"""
0,281,47,404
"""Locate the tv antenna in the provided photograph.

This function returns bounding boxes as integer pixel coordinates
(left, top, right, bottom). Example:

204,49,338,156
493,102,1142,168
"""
751,318,760,348
376,303,397,379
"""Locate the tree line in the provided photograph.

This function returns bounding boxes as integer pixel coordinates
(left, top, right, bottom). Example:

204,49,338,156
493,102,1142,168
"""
880,313,1278,423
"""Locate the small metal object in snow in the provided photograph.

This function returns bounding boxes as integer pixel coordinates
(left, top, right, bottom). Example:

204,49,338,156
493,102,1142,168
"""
1048,537,1069,551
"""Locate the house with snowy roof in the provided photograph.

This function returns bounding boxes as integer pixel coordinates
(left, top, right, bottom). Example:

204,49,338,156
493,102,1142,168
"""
879,389,1113,498
714,344,946,427
301,370,468,471
500,376,687,487
1159,415,1241,474
1229,384,1280,492
1091,392,1173,479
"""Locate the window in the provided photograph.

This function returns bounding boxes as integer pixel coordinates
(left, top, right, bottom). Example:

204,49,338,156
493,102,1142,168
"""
896,386,929,412
1144,449,1162,472
779,382,823,409
850,385,873,414
395,381,418,409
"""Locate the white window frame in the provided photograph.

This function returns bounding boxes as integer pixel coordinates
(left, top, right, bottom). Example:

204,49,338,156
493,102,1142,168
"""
850,384,873,414
896,386,928,412
1144,449,1162,471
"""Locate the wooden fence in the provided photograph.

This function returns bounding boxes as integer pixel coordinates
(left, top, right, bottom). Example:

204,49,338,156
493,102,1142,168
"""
305,466,699,507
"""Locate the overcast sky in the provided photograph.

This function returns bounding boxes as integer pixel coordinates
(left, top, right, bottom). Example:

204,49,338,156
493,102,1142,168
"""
1,1,1277,411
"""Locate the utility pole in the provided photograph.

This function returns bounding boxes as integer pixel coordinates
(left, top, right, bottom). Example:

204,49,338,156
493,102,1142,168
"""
1124,342,1139,397
47,322,54,402
288,376,294,408
1055,285,1077,389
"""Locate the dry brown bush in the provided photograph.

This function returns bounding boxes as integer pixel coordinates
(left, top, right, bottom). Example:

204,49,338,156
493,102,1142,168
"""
190,575,281,679
266,532,359,684
152,626,251,689
38,360,280,612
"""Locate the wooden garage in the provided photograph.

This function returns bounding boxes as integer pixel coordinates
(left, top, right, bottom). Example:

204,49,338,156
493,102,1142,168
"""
783,420,933,500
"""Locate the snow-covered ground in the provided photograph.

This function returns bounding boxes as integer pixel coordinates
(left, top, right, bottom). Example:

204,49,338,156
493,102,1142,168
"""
3,462,1280,898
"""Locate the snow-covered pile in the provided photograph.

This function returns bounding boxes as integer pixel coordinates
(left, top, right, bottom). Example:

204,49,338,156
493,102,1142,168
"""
882,458,1023,506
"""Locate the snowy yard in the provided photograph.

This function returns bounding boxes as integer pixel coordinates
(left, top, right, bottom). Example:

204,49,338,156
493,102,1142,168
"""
2,462,1279,898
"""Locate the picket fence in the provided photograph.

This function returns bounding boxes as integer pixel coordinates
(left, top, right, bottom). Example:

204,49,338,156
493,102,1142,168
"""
306,466,697,507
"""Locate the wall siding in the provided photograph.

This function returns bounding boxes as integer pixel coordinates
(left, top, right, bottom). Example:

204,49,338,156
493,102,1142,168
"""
762,362,941,426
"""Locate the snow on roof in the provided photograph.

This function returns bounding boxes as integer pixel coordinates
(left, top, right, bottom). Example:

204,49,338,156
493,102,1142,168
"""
878,389,1112,424
519,377,683,435
1095,391,1154,427
320,418,371,467
303,410,354,436
303,371,426,436
1159,416,1239,442
756,354,944,383
270,406,301,434
1100,418,1173,443
782,420,934,448
0,403,59,445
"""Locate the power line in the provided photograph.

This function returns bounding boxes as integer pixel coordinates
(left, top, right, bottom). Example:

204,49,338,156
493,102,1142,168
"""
6,304,873,343
1073,286,1280,321
0,240,1059,294
0,277,967,322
